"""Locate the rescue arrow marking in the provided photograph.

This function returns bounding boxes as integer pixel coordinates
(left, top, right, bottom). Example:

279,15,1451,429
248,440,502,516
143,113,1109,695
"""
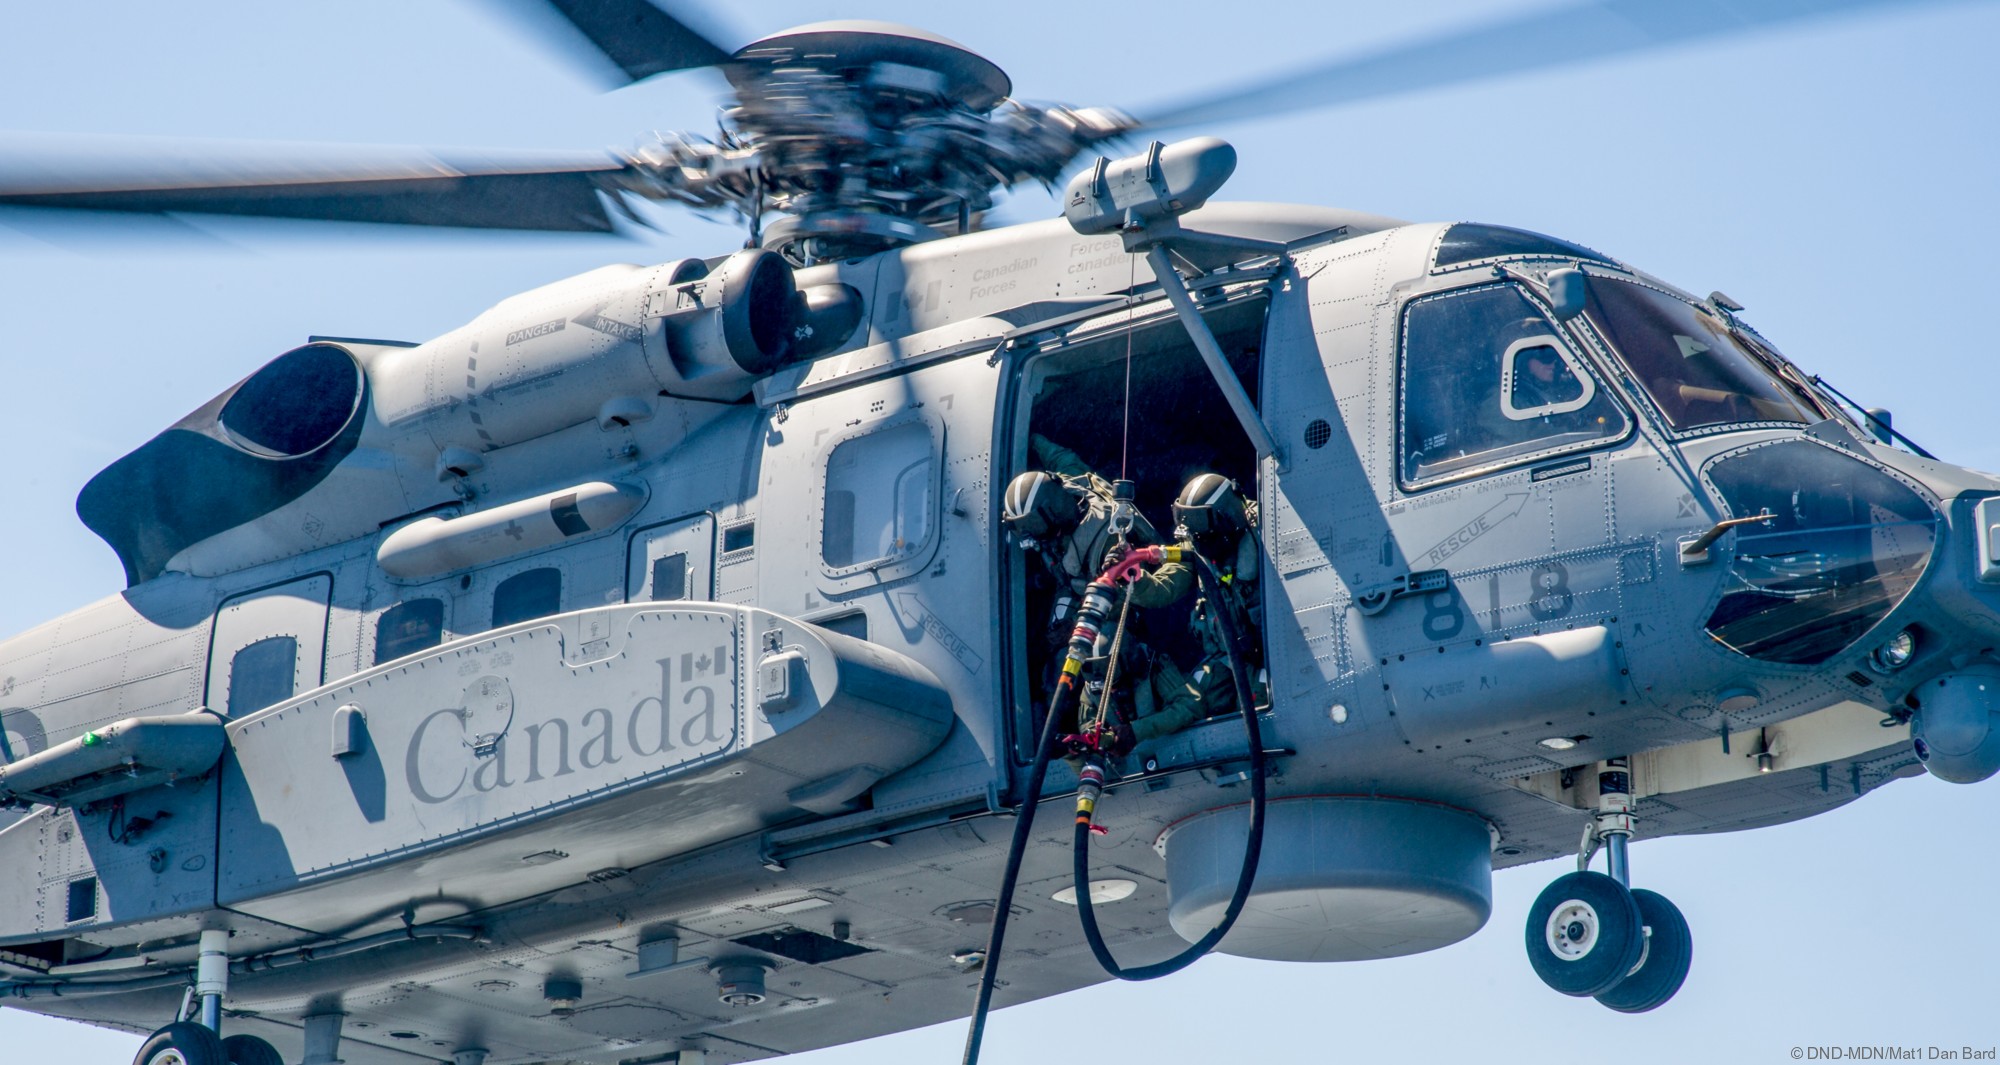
894,592,983,674
1419,492,1531,569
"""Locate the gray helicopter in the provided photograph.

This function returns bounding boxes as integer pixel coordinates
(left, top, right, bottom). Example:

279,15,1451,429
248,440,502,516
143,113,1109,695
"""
2,3,1996,1064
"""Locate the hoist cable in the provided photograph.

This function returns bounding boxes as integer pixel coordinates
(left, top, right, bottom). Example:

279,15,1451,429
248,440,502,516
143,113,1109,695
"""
1121,250,1136,480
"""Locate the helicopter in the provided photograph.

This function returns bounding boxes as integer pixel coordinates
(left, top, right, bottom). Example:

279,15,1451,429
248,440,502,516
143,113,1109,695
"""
3,2,2000,1065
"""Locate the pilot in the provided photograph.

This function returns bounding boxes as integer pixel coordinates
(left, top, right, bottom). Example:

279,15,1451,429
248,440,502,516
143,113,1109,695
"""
1002,433,1198,754
1511,344,1584,413
1473,319,1602,450
1172,473,1266,717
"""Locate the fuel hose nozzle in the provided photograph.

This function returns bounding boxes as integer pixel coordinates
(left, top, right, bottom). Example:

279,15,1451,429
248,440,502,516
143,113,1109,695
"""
1063,579,1117,665
1075,760,1108,827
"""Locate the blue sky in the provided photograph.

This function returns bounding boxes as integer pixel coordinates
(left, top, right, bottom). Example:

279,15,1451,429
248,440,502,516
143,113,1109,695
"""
2,1,1997,1061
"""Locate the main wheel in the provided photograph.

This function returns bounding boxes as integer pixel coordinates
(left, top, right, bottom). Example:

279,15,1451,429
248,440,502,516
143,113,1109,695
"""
1525,871,1645,997
220,1034,284,1065
1595,888,1693,1013
132,1022,225,1065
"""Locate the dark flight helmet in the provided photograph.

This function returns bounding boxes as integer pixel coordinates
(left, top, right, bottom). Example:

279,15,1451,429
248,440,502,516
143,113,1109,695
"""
1002,470,1084,540
1173,473,1249,541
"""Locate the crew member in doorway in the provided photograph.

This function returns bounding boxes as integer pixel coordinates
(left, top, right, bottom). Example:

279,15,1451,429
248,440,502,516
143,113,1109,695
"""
1002,433,1198,753
1173,473,1266,717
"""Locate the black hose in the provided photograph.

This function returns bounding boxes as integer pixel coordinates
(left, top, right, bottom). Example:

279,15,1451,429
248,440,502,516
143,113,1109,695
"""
959,663,1077,1065
1071,551,1267,980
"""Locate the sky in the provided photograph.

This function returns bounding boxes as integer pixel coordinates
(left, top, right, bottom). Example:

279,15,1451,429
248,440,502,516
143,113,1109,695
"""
2,0,1997,1062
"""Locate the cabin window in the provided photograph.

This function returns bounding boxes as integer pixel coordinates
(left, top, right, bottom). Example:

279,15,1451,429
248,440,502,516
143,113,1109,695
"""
1399,283,1627,487
228,635,298,716
822,422,934,570
374,599,445,665
650,552,689,601
493,568,562,628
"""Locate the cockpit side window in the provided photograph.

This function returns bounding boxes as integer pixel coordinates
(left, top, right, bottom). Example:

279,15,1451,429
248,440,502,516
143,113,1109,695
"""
1399,283,1628,487
1581,276,1811,433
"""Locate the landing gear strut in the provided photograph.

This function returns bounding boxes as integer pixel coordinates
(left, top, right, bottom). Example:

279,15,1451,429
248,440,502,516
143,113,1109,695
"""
132,930,285,1065
1524,758,1693,1012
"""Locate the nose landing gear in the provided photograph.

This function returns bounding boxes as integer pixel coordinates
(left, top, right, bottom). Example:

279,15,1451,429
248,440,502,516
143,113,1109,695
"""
133,1022,224,1065
1595,888,1693,1013
1524,758,1693,1012
133,1023,284,1065
132,931,286,1065
1526,869,1644,996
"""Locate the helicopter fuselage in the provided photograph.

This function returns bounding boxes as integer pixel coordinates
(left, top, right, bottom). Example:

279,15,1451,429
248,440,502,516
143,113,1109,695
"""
2,201,1994,1063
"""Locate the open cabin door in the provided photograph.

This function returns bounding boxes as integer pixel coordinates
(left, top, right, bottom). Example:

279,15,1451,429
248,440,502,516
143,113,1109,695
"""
206,573,331,717
1005,292,1272,759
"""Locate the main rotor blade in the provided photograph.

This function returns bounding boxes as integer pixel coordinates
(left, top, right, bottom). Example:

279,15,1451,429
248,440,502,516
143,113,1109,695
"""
0,142,636,232
488,0,736,87
1136,0,1955,132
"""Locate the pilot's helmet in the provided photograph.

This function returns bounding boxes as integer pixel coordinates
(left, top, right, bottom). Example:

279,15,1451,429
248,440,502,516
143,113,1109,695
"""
1174,473,1249,542
1003,470,1085,540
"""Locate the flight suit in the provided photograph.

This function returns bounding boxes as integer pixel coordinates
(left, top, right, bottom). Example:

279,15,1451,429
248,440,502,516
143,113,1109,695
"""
1028,433,1191,610
1185,529,1266,718
1026,433,1197,747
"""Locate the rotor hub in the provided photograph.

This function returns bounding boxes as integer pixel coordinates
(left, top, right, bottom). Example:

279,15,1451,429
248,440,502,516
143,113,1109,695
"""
725,21,1013,111
622,23,1133,262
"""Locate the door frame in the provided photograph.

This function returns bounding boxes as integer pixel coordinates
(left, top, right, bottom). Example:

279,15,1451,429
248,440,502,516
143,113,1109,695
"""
204,571,333,716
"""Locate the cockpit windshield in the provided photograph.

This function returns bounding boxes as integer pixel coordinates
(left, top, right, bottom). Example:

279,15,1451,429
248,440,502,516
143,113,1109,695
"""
1582,276,1812,433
